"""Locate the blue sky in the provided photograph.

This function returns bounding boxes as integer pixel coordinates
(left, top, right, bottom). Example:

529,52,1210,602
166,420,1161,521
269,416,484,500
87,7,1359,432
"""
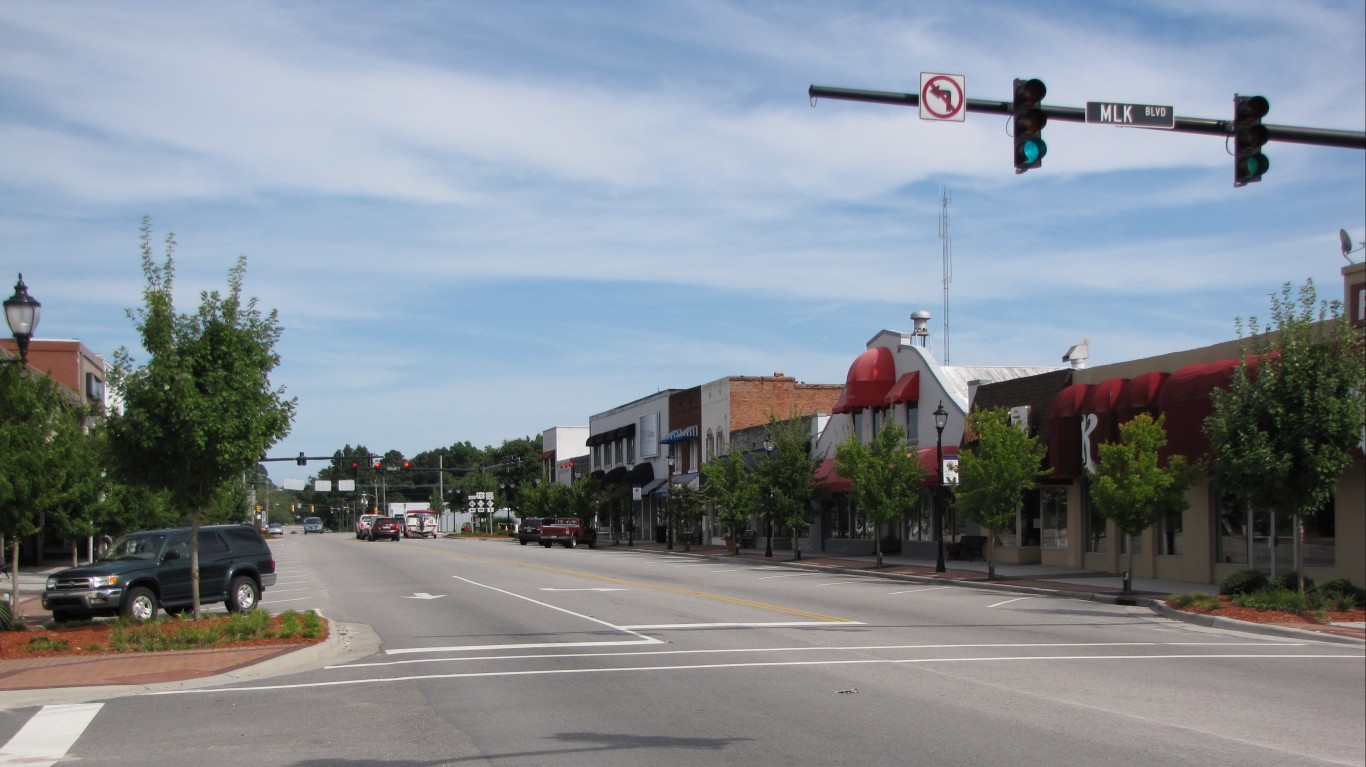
2,1,1363,486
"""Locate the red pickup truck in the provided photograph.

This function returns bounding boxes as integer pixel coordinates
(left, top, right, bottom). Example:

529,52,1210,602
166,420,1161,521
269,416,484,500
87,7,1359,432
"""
538,517,598,549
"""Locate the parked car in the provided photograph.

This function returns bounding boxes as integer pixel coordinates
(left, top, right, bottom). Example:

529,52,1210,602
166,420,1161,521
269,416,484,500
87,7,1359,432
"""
366,517,402,541
539,517,598,548
517,518,545,545
355,514,378,539
303,517,324,534
267,523,285,537
42,524,277,622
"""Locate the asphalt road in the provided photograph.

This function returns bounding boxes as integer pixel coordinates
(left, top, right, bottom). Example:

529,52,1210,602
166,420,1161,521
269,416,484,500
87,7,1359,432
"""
2,533,1362,767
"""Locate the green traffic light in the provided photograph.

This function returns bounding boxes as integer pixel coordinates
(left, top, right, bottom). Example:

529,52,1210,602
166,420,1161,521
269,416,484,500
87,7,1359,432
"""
1018,137,1046,165
1238,153,1270,180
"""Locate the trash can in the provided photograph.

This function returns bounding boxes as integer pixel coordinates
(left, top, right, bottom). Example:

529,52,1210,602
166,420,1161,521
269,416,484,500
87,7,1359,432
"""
655,525,667,544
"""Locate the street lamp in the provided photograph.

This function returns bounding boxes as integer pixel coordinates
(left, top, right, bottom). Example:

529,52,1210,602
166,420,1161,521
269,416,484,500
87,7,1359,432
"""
933,400,949,573
763,440,774,558
626,460,635,547
3,274,40,366
666,451,675,551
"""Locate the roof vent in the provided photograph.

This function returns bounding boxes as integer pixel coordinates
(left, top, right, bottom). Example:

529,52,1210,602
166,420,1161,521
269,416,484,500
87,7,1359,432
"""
910,311,931,348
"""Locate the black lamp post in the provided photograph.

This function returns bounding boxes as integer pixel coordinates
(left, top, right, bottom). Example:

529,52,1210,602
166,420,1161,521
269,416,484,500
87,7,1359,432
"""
666,452,675,550
763,440,774,558
3,274,40,366
625,460,635,546
933,400,949,573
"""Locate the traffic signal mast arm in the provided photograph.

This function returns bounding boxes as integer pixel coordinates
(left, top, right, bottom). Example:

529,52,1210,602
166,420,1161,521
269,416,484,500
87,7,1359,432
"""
808,84,1366,150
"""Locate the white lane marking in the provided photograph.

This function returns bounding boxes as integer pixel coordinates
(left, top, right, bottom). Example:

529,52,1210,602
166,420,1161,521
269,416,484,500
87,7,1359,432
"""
888,586,953,595
405,593,446,600
619,621,864,630
812,580,869,587
0,703,103,767
756,572,823,580
540,588,626,592
151,654,1360,696
263,587,311,594
989,597,1038,608
379,576,663,655
262,597,311,604
333,641,1304,669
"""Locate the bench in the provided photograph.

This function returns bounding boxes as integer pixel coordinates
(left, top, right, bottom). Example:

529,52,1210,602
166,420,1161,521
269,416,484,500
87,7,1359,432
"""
739,530,757,550
948,535,987,562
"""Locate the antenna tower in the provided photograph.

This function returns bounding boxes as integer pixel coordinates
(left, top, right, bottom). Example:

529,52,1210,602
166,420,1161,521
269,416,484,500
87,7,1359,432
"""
938,187,952,364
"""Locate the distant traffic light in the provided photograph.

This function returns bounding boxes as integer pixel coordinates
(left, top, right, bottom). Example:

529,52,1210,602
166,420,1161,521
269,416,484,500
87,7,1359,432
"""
351,461,360,476
1012,78,1047,173
1233,94,1270,186
373,460,382,470
402,460,412,470
296,452,307,466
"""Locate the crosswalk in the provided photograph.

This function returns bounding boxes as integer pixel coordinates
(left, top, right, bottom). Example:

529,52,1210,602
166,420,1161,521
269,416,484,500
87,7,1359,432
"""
0,703,102,766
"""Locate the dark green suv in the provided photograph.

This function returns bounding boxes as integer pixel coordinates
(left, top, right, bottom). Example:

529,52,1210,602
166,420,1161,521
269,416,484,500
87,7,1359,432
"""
42,524,277,622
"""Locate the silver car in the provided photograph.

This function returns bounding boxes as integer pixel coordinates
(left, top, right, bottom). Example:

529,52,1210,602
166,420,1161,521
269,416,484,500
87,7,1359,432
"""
303,517,324,534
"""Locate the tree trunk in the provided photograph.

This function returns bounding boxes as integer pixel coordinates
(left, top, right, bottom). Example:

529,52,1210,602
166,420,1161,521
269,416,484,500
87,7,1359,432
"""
191,512,202,620
1125,532,1135,594
875,535,883,569
987,528,996,580
8,539,19,619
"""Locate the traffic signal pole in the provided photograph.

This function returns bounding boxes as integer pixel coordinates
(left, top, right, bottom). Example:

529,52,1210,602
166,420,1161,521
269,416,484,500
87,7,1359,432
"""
808,85,1366,150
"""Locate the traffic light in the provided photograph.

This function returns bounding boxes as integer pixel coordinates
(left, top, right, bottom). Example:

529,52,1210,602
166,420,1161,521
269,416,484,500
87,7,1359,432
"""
296,452,307,466
350,460,360,476
1233,94,1270,186
1012,78,1047,173
373,460,382,470
402,460,412,470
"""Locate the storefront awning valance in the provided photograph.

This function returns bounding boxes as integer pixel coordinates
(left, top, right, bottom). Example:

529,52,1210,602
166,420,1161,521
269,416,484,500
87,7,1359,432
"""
660,425,699,444
1158,359,1239,460
885,371,920,404
815,457,852,493
1048,383,1091,479
1117,371,1169,422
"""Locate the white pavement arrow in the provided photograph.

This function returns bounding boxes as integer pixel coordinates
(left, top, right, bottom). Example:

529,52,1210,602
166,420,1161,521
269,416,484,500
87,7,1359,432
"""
404,592,446,600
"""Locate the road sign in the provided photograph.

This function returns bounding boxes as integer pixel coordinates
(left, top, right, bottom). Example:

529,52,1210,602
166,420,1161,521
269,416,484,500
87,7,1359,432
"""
920,73,965,121
1085,101,1175,129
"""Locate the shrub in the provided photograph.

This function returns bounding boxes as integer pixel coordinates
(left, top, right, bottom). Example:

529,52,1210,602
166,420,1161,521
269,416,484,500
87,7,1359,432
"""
1273,572,1314,592
1315,578,1365,606
1220,569,1269,596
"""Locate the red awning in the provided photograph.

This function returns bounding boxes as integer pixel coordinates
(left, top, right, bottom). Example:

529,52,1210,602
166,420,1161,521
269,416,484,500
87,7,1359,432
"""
885,371,921,404
1048,383,1092,479
815,457,853,493
1158,359,1238,460
841,347,897,410
832,390,852,415
1117,371,1169,422
1084,378,1127,414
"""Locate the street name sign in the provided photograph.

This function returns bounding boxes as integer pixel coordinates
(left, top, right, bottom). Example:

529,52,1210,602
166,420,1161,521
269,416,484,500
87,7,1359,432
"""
1086,101,1175,129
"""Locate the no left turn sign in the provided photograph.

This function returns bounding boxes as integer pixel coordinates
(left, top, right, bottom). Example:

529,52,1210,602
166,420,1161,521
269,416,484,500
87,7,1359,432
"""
920,73,965,122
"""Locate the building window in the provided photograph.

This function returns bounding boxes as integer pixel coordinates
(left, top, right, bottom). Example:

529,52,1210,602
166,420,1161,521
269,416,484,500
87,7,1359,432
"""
1040,485,1068,549
706,431,715,459
1215,491,1248,565
852,410,865,442
1159,508,1183,555
905,404,919,445
901,494,933,541
627,437,635,463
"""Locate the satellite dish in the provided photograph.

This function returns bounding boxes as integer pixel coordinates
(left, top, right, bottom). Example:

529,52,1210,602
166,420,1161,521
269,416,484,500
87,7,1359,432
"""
1341,229,1353,257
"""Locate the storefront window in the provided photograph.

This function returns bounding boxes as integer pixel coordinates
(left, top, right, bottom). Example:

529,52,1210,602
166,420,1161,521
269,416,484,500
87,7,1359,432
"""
901,494,933,541
1040,485,1068,549
1160,509,1183,555
905,404,919,445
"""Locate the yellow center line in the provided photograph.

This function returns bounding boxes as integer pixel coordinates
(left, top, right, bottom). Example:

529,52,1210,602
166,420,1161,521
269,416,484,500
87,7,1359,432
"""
438,549,856,623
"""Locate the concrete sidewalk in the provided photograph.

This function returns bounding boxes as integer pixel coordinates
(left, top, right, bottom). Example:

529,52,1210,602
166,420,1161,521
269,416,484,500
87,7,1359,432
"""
1,539,1360,707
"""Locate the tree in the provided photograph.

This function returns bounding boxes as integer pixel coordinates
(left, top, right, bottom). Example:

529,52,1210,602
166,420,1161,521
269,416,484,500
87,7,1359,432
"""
0,365,99,612
1090,413,1193,593
755,414,821,560
953,407,1050,579
668,481,706,552
701,447,759,555
1205,279,1366,590
106,218,296,618
835,422,926,568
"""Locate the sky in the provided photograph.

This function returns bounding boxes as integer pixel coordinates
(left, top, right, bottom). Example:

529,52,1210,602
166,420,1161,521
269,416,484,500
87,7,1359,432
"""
2,1,1363,487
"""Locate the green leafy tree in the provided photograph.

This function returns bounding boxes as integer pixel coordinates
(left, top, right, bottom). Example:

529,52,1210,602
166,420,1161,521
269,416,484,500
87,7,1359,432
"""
1090,413,1194,593
106,218,296,618
701,447,759,556
755,414,821,560
953,407,1050,579
835,422,926,568
1205,279,1366,590
0,365,98,611
668,481,707,552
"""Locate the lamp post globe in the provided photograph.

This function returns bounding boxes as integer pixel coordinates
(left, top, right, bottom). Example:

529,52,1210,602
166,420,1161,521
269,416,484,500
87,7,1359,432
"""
933,401,949,573
3,274,40,365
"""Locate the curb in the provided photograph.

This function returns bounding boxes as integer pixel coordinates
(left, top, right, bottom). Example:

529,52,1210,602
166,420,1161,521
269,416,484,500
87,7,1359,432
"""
644,547,1366,647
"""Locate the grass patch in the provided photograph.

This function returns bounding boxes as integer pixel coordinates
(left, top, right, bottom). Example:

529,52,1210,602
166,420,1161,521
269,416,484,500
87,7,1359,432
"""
24,635,70,653
1167,592,1221,612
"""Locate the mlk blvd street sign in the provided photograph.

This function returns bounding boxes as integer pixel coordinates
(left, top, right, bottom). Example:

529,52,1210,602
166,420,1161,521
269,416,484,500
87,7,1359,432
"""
1086,101,1175,129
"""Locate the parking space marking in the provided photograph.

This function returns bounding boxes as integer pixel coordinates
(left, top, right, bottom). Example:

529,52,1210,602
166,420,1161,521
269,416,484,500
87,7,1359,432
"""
989,597,1038,608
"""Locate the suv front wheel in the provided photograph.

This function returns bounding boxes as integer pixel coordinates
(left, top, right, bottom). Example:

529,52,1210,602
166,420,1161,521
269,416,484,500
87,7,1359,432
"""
122,586,159,622
226,575,260,613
